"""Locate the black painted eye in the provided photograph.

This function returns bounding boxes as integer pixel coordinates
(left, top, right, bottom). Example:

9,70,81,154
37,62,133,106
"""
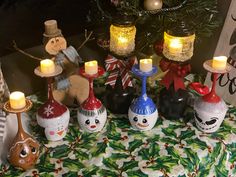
194,112,202,122
31,147,37,154
95,119,99,124
142,119,147,123
206,119,217,125
133,117,138,122
56,38,59,42
20,149,28,158
51,40,55,44
85,120,90,125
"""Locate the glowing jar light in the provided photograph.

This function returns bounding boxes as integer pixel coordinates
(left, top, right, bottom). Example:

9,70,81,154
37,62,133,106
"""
212,56,227,70
163,21,195,62
110,15,136,56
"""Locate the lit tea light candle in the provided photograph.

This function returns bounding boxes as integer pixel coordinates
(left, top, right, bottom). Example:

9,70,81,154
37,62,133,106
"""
40,59,55,74
212,56,227,70
10,91,26,109
169,39,183,54
140,59,152,72
85,60,98,75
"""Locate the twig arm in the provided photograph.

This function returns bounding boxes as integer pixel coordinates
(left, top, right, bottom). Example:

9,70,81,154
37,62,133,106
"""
77,30,95,51
12,40,43,61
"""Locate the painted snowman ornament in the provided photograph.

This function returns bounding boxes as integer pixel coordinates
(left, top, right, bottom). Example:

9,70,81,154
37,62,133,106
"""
194,97,227,133
128,64,158,131
78,104,107,132
37,99,70,141
129,96,158,131
77,66,107,133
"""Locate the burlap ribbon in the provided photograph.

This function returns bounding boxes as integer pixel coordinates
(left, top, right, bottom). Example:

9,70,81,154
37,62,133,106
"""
105,54,137,89
160,58,191,91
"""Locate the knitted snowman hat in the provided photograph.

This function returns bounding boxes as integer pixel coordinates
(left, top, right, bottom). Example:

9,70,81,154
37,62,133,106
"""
38,98,67,119
79,97,105,117
37,98,69,128
129,96,157,115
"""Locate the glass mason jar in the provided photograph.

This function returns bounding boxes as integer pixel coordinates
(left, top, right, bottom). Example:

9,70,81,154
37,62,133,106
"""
163,21,195,62
109,15,136,57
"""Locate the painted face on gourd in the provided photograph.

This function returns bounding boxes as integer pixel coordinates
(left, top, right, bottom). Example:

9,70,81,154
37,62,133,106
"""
9,138,39,170
129,110,158,131
45,37,67,55
78,108,107,132
194,111,221,132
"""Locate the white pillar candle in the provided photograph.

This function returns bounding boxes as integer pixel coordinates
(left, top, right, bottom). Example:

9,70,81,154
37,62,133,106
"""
9,91,26,109
40,59,55,74
169,39,183,54
85,60,98,75
212,56,227,70
140,59,152,72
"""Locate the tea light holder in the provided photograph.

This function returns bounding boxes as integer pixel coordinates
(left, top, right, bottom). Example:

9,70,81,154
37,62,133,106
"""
159,20,195,120
34,65,70,141
128,64,158,131
77,66,107,133
3,99,40,170
193,59,232,133
103,14,137,114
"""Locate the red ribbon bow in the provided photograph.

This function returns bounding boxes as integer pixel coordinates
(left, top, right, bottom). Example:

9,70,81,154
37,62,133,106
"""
189,82,209,95
160,58,191,91
105,54,137,89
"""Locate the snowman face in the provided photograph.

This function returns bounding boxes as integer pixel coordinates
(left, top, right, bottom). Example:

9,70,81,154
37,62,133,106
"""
45,121,68,140
9,138,39,170
77,108,107,133
45,37,67,55
40,110,70,141
128,109,158,131
37,109,70,141
194,110,223,133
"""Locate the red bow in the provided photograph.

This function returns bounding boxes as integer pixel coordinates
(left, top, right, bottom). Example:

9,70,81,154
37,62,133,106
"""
189,82,209,95
105,54,137,89
160,58,191,91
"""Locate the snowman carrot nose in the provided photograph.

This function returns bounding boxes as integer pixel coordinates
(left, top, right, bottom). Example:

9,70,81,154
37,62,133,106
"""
57,130,64,136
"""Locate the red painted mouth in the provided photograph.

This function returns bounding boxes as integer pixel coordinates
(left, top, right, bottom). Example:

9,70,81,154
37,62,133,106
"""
90,125,96,129
137,123,149,128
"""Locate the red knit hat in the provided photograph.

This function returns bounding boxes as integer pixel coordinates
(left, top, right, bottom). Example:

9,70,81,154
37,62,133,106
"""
37,98,67,119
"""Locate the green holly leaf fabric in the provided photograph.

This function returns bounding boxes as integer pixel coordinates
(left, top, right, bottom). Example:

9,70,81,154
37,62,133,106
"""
1,94,236,177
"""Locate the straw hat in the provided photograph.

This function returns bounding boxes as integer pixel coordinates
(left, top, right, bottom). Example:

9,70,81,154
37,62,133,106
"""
43,20,62,38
